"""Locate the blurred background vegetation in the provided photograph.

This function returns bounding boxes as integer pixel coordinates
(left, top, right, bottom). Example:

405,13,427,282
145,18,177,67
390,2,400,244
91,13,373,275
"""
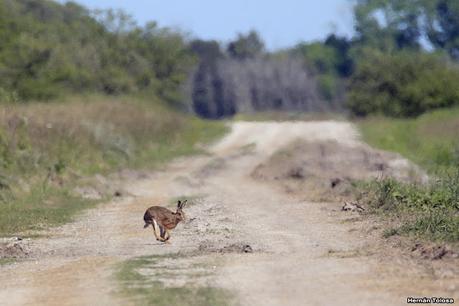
2,0,459,118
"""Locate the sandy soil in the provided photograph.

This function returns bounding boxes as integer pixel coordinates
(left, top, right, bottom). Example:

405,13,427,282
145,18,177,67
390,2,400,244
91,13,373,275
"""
0,121,457,306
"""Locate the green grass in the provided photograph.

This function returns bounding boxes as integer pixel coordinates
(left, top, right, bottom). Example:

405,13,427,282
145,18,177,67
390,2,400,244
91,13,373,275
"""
0,185,101,236
0,258,16,265
233,111,345,122
358,107,459,173
0,96,227,237
357,108,459,243
116,255,233,306
359,176,459,243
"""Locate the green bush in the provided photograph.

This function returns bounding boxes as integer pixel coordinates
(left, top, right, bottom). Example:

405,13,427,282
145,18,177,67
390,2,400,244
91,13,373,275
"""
0,1,193,103
293,38,351,103
317,74,339,102
347,50,459,117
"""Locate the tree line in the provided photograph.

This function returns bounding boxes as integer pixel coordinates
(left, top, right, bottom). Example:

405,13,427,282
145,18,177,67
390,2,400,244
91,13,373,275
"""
1,0,459,118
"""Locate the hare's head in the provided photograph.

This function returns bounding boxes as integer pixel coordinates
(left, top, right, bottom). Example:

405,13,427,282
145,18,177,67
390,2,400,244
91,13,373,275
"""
175,200,187,222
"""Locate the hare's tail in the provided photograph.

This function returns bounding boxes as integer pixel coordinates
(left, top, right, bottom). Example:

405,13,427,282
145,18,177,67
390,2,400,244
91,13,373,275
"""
143,210,153,228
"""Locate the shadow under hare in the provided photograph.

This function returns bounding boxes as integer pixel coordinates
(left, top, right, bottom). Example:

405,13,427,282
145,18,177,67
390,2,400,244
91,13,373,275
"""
143,200,187,242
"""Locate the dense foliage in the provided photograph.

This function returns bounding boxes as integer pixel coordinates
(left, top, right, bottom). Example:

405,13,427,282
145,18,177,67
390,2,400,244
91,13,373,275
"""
344,0,459,117
353,0,459,58
0,0,192,105
293,34,353,103
347,51,459,117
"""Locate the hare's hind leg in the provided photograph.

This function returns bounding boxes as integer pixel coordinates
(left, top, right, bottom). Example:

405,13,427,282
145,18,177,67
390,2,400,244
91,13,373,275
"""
159,225,171,243
162,229,171,242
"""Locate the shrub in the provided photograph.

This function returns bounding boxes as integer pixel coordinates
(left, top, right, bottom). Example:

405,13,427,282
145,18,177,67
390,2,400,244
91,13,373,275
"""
347,50,459,117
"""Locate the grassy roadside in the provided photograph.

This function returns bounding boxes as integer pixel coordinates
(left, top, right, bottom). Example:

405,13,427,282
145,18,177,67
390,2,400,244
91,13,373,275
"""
358,107,459,173
0,96,227,236
233,111,346,122
356,175,459,243
356,108,459,244
116,255,233,306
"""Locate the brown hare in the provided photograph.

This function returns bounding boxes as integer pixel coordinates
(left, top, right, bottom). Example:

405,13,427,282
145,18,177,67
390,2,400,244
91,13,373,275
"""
143,200,187,242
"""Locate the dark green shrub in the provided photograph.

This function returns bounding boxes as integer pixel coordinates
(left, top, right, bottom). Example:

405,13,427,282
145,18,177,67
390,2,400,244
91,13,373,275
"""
347,51,459,117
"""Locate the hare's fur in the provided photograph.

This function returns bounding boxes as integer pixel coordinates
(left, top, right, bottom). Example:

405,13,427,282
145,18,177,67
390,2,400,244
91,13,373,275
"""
143,200,187,242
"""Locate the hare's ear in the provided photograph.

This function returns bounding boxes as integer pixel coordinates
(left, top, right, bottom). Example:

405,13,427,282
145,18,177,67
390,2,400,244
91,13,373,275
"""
177,200,181,209
181,200,187,208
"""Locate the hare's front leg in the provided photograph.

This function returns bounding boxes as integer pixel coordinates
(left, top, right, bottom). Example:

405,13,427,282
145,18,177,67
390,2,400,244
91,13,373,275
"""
151,219,170,243
163,229,171,243
160,228,171,243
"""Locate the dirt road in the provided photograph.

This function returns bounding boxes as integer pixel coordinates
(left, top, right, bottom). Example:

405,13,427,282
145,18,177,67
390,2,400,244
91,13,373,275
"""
0,121,457,306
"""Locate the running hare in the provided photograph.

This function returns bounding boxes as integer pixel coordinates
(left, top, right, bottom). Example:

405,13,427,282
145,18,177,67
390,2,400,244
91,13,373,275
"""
143,200,187,242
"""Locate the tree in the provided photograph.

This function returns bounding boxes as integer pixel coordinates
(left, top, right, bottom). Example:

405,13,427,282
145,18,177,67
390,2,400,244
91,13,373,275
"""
227,30,264,60
324,34,354,77
425,0,459,59
188,40,228,118
353,0,459,59
292,34,352,103
353,0,423,51
347,50,459,117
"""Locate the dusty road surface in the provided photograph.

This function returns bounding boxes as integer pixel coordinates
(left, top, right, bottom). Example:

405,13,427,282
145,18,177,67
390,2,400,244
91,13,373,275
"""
0,121,457,306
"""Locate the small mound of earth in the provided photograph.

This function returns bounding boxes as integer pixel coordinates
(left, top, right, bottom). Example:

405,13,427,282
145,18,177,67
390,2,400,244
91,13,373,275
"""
252,140,427,201
198,241,254,254
411,243,458,260
0,237,31,259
